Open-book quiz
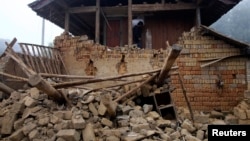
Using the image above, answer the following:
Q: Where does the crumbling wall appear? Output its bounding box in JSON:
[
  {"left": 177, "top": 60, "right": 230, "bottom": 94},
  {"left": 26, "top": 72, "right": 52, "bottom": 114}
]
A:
[
  {"left": 0, "top": 55, "right": 27, "bottom": 90},
  {"left": 171, "top": 28, "right": 247, "bottom": 111},
  {"left": 53, "top": 33, "right": 168, "bottom": 88}
]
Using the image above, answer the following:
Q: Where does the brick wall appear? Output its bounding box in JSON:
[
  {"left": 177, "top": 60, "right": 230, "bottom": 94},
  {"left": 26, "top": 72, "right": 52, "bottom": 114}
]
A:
[
  {"left": 171, "top": 28, "right": 247, "bottom": 111},
  {"left": 53, "top": 33, "right": 168, "bottom": 78}
]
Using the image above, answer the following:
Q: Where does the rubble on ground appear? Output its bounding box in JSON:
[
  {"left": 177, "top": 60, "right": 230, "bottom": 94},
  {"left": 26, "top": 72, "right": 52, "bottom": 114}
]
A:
[{"left": 0, "top": 86, "right": 250, "bottom": 141}]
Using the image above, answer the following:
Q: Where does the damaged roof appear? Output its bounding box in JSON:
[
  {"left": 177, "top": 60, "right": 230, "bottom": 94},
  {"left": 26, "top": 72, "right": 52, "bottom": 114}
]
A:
[
  {"left": 28, "top": 0, "right": 241, "bottom": 36},
  {"left": 201, "top": 25, "right": 250, "bottom": 55}
]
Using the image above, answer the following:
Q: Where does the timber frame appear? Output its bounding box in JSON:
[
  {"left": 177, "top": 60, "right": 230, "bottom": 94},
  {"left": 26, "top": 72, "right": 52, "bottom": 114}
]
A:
[{"left": 29, "top": 0, "right": 241, "bottom": 47}]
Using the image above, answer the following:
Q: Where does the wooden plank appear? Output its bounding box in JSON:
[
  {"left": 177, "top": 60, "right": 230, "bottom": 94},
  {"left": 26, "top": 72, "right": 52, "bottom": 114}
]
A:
[
  {"left": 40, "top": 73, "right": 95, "bottom": 79},
  {"left": 200, "top": 55, "right": 242, "bottom": 68},
  {"left": 41, "top": 47, "right": 53, "bottom": 73},
  {"left": 19, "top": 44, "right": 32, "bottom": 68},
  {"left": 37, "top": 46, "right": 49, "bottom": 73},
  {"left": 68, "top": 3, "right": 196, "bottom": 14},
  {"left": 31, "top": 45, "right": 41, "bottom": 73},
  {"left": 47, "top": 48, "right": 58, "bottom": 74},
  {"left": 132, "top": 3, "right": 196, "bottom": 12},
  {"left": 0, "top": 72, "right": 28, "bottom": 82},
  {"left": 51, "top": 49, "right": 61, "bottom": 74},
  {"left": 53, "top": 69, "right": 162, "bottom": 88},
  {"left": 25, "top": 44, "right": 36, "bottom": 72}
]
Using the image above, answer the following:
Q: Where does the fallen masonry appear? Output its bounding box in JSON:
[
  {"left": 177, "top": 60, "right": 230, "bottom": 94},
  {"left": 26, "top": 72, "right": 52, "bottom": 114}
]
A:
[{"left": 0, "top": 87, "right": 250, "bottom": 141}]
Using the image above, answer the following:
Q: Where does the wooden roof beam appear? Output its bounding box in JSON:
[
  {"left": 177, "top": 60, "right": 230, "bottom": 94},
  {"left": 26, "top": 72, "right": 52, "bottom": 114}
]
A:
[
  {"left": 68, "top": 3, "right": 196, "bottom": 14},
  {"left": 132, "top": 3, "right": 197, "bottom": 12}
]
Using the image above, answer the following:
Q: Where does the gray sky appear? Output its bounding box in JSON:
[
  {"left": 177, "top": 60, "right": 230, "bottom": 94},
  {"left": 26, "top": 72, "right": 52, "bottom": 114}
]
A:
[{"left": 0, "top": 0, "right": 63, "bottom": 45}]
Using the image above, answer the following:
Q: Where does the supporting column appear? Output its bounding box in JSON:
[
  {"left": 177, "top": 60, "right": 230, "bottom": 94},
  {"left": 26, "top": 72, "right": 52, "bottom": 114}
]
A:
[
  {"left": 64, "top": 11, "right": 70, "bottom": 33},
  {"left": 95, "top": 0, "right": 100, "bottom": 44},
  {"left": 128, "top": 0, "right": 132, "bottom": 47},
  {"left": 196, "top": 6, "right": 201, "bottom": 27}
]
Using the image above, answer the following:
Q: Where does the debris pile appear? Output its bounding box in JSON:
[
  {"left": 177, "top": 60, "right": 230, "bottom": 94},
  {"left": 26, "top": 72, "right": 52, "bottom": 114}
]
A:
[{"left": 1, "top": 86, "right": 250, "bottom": 141}]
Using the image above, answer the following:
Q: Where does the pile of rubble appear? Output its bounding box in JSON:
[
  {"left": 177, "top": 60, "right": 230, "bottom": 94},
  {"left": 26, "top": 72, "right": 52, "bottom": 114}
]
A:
[{"left": 1, "top": 86, "right": 250, "bottom": 141}]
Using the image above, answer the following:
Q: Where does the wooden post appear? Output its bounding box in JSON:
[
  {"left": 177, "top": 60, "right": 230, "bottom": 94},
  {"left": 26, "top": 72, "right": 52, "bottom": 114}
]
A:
[
  {"left": 128, "top": 0, "right": 133, "bottom": 47},
  {"left": 157, "top": 44, "right": 182, "bottom": 85},
  {"left": 196, "top": 6, "right": 201, "bottom": 27},
  {"left": 65, "top": 11, "right": 70, "bottom": 33},
  {"left": 28, "top": 74, "right": 66, "bottom": 104},
  {"left": 0, "top": 82, "right": 15, "bottom": 95},
  {"left": 178, "top": 73, "right": 194, "bottom": 122},
  {"left": 95, "top": 0, "right": 100, "bottom": 44}
]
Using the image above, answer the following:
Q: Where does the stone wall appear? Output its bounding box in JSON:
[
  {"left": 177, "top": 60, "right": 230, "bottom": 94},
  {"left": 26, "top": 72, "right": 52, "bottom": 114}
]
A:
[{"left": 171, "top": 28, "right": 247, "bottom": 111}]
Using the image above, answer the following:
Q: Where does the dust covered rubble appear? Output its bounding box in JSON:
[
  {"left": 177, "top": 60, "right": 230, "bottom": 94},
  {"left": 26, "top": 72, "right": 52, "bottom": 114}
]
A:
[{"left": 0, "top": 87, "right": 250, "bottom": 141}]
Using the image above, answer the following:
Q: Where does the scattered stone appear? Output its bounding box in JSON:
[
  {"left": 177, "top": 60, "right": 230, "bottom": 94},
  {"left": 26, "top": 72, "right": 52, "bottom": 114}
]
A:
[
  {"left": 101, "top": 118, "right": 113, "bottom": 127},
  {"left": 72, "top": 115, "right": 86, "bottom": 129},
  {"left": 56, "top": 129, "right": 80, "bottom": 141}
]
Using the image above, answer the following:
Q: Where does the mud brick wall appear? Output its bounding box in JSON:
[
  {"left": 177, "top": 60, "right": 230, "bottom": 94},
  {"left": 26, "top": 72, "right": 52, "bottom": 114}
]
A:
[
  {"left": 53, "top": 32, "right": 167, "bottom": 88},
  {"left": 171, "top": 28, "right": 247, "bottom": 111}
]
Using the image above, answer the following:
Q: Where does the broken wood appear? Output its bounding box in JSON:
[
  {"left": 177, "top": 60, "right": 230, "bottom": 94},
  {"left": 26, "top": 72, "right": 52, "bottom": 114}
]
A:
[
  {"left": 0, "top": 72, "right": 28, "bottom": 82},
  {"left": 0, "top": 38, "right": 17, "bottom": 58},
  {"left": 200, "top": 55, "right": 242, "bottom": 68},
  {"left": 4, "top": 38, "right": 66, "bottom": 104},
  {"left": 28, "top": 74, "right": 66, "bottom": 104},
  {"left": 0, "top": 82, "right": 15, "bottom": 95},
  {"left": 53, "top": 69, "right": 162, "bottom": 88},
  {"left": 157, "top": 44, "right": 182, "bottom": 85},
  {"left": 177, "top": 72, "right": 194, "bottom": 122},
  {"left": 39, "top": 73, "right": 95, "bottom": 79},
  {"left": 114, "top": 73, "right": 158, "bottom": 102}
]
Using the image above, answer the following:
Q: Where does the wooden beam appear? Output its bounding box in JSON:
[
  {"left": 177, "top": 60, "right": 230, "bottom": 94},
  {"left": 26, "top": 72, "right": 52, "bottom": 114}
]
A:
[
  {"left": 69, "top": 6, "right": 96, "bottom": 13},
  {"left": 68, "top": 2, "right": 196, "bottom": 14},
  {"left": 157, "top": 44, "right": 182, "bottom": 85},
  {"left": 0, "top": 82, "right": 15, "bottom": 95},
  {"left": 64, "top": 11, "right": 70, "bottom": 33},
  {"left": 132, "top": 3, "right": 196, "bottom": 12},
  {"left": 53, "top": 69, "right": 162, "bottom": 88},
  {"left": 39, "top": 73, "right": 95, "bottom": 79},
  {"left": 128, "top": 0, "right": 133, "bottom": 47},
  {"left": 196, "top": 6, "right": 201, "bottom": 27},
  {"left": 95, "top": 0, "right": 100, "bottom": 44}
]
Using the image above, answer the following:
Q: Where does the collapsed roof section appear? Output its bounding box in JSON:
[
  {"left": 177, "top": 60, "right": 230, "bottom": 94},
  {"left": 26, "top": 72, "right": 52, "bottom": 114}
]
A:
[{"left": 28, "top": 0, "right": 241, "bottom": 37}]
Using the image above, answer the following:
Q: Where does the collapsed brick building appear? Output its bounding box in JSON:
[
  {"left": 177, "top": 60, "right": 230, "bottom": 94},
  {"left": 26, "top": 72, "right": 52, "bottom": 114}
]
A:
[{"left": 1, "top": 0, "right": 250, "bottom": 140}]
